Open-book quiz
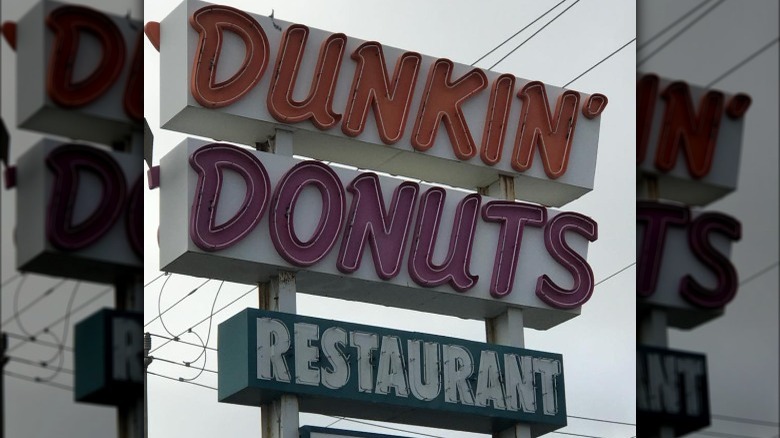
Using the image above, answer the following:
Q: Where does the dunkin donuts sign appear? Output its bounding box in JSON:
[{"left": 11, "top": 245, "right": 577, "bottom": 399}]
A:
[
  {"left": 155, "top": 2, "right": 609, "bottom": 329},
  {"left": 154, "top": 0, "right": 608, "bottom": 206}
]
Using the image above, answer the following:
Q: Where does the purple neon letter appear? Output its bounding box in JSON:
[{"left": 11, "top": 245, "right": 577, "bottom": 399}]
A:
[
  {"left": 681, "top": 212, "right": 741, "bottom": 308},
  {"left": 46, "top": 144, "right": 127, "bottom": 251},
  {"left": 637, "top": 202, "right": 689, "bottom": 297},
  {"left": 481, "top": 201, "right": 546, "bottom": 297},
  {"left": 408, "top": 188, "right": 480, "bottom": 292},
  {"left": 270, "top": 160, "right": 346, "bottom": 267},
  {"left": 337, "top": 173, "right": 418, "bottom": 279},
  {"left": 189, "top": 143, "right": 271, "bottom": 251},
  {"left": 536, "top": 212, "right": 598, "bottom": 309}
]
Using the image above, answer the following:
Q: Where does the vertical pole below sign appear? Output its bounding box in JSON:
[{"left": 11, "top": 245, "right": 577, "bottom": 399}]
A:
[
  {"left": 258, "top": 128, "right": 299, "bottom": 438},
  {"left": 481, "top": 176, "right": 532, "bottom": 438}
]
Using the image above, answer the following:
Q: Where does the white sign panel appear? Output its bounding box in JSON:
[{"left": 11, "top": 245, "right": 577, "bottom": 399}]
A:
[
  {"left": 159, "top": 138, "right": 600, "bottom": 329},
  {"left": 156, "top": 0, "right": 608, "bottom": 206},
  {"left": 637, "top": 74, "right": 749, "bottom": 206}
]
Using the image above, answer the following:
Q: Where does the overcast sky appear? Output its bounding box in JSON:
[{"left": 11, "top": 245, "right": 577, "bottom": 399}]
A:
[
  {"left": 638, "top": 1, "right": 779, "bottom": 437},
  {"left": 143, "top": 1, "right": 636, "bottom": 437}
]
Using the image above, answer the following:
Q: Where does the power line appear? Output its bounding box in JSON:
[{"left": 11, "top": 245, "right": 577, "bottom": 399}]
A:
[
  {"left": 712, "top": 413, "right": 779, "bottom": 427},
  {"left": 568, "top": 414, "right": 635, "bottom": 427},
  {"left": 595, "top": 262, "right": 636, "bottom": 287},
  {"left": 6, "top": 286, "right": 112, "bottom": 354},
  {"left": 146, "top": 370, "right": 217, "bottom": 391},
  {"left": 151, "top": 355, "right": 218, "bottom": 375},
  {"left": 3, "top": 370, "right": 72, "bottom": 392},
  {"left": 3, "top": 332, "right": 74, "bottom": 353},
  {"left": 471, "top": 0, "right": 567, "bottom": 66},
  {"left": 551, "top": 431, "right": 606, "bottom": 438},
  {"left": 637, "top": 0, "right": 726, "bottom": 67},
  {"left": 0, "top": 273, "right": 21, "bottom": 288},
  {"left": 488, "top": 0, "right": 581, "bottom": 70},
  {"left": 6, "top": 355, "right": 74, "bottom": 375},
  {"left": 145, "top": 272, "right": 167, "bottom": 288},
  {"left": 148, "top": 285, "right": 257, "bottom": 355},
  {"left": 637, "top": 0, "right": 712, "bottom": 50},
  {"left": 705, "top": 37, "right": 779, "bottom": 88},
  {"left": 147, "top": 332, "right": 218, "bottom": 352},
  {"left": 145, "top": 277, "right": 211, "bottom": 327},
  {"left": 1, "top": 279, "right": 68, "bottom": 327},
  {"left": 563, "top": 38, "right": 636, "bottom": 88},
  {"left": 740, "top": 261, "right": 779, "bottom": 287}
]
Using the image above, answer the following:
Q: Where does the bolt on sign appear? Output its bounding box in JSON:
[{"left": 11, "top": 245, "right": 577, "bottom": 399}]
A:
[
  {"left": 636, "top": 74, "right": 750, "bottom": 206},
  {"left": 160, "top": 139, "right": 598, "bottom": 329},
  {"left": 219, "top": 309, "right": 567, "bottom": 435},
  {"left": 155, "top": 1, "right": 608, "bottom": 206},
  {"left": 13, "top": 139, "right": 142, "bottom": 283},
  {"left": 7, "top": 1, "right": 142, "bottom": 145},
  {"left": 637, "top": 346, "right": 710, "bottom": 437},
  {"left": 636, "top": 201, "right": 741, "bottom": 329},
  {"left": 74, "top": 309, "right": 143, "bottom": 405}
]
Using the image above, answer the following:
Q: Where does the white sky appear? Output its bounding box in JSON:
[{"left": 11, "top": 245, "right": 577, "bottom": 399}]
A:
[{"left": 143, "top": 1, "right": 636, "bottom": 438}]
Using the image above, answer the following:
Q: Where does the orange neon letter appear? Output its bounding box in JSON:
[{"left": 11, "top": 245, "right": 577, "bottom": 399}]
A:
[
  {"left": 268, "top": 25, "right": 346, "bottom": 130},
  {"left": 341, "top": 42, "right": 422, "bottom": 144},
  {"left": 411, "top": 59, "right": 488, "bottom": 160},
  {"left": 654, "top": 82, "right": 724, "bottom": 179},
  {"left": 46, "top": 5, "right": 125, "bottom": 108},
  {"left": 479, "top": 74, "right": 515, "bottom": 166},
  {"left": 189, "top": 5, "right": 270, "bottom": 108},
  {"left": 636, "top": 74, "right": 659, "bottom": 165},
  {"left": 511, "top": 81, "right": 580, "bottom": 179}
]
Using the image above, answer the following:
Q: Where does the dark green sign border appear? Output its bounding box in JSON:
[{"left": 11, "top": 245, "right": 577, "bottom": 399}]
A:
[{"left": 219, "top": 308, "right": 566, "bottom": 435}]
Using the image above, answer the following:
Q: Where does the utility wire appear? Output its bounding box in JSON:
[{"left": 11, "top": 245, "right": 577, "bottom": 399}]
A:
[
  {"left": 712, "top": 413, "right": 779, "bottom": 427},
  {"left": 151, "top": 355, "right": 218, "bottom": 375},
  {"left": 705, "top": 37, "right": 779, "bottom": 88},
  {"left": 3, "top": 370, "right": 72, "bottom": 391},
  {"left": 6, "top": 355, "right": 74, "bottom": 375},
  {"left": 3, "top": 332, "right": 74, "bottom": 353},
  {"left": 488, "top": 0, "right": 581, "bottom": 70},
  {"left": 0, "top": 273, "right": 21, "bottom": 288},
  {"left": 2, "top": 279, "right": 68, "bottom": 327},
  {"left": 595, "top": 262, "right": 636, "bottom": 287},
  {"left": 569, "top": 414, "right": 635, "bottom": 427},
  {"left": 471, "top": 0, "right": 567, "bottom": 66},
  {"left": 637, "top": 0, "right": 726, "bottom": 67},
  {"left": 146, "top": 370, "right": 217, "bottom": 391},
  {"left": 145, "top": 272, "right": 167, "bottom": 288},
  {"left": 145, "top": 277, "right": 211, "bottom": 327},
  {"left": 551, "top": 432, "right": 606, "bottom": 438},
  {"left": 147, "top": 332, "right": 218, "bottom": 352},
  {"left": 740, "top": 261, "right": 779, "bottom": 287},
  {"left": 637, "top": 0, "right": 712, "bottom": 50},
  {"left": 148, "top": 285, "right": 256, "bottom": 355},
  {"left": 563, "top": 38, "right": 636, "bottom": 88},
  {"left": 6, "top": 286, "right": 112, "bottom": 354}
]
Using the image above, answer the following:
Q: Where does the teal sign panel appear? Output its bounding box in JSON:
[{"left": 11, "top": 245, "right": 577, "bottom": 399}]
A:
[
  {"left": 74, "top": 308, "right": 142, "bottom": 405},
  {"left": 218, "top": 308, "right": 566, "bottom": 435}
]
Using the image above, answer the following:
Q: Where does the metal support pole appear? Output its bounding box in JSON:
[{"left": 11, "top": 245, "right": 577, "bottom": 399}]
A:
[
  {"left": 116, "top": 275, "right": 143, "bottom": 438},
  {"left": 1, "top": 333, "right": 8, "bottom": 438},
  {"left": 479, "top": 176, "right": 532, "bottom": 438},
  {"left": 257, "top": 128, "right": 299, "bottom": 438},
  {"left": 144, "top": 333, "right": 153, "bottom": 438}
]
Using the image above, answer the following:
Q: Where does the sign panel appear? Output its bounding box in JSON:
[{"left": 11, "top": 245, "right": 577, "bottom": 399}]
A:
[
  {"left": 74, "top": 308, "right": 143, "bottom": 405},
  {"left": 13, "top": 1, "right": 141, "bottom": 145},
  {"left": 637, "top": 74, "right": 750, "bottom": 206},
  {"left": 159, "top": 138, "right": 599, "bottom": 329},
  {"left": 219, "top": 309, "right": 567, "bottom": 435},
  {"left": 636, "top": 201, "right": 740, "bottom": 328},
  {"left": 156, "top": 0, "right": 608, "bottom": 206},
  {"left": 300, "top": 426, "right": 411, "bottom": 438},
  {"left": 14, "top": 139, "right": 142, "bottom": 283},
  {"left": 637, "top": 346, "right": 709, "bottom": 437}
]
